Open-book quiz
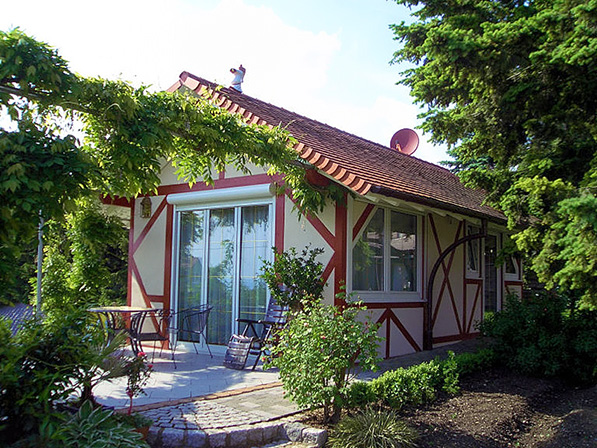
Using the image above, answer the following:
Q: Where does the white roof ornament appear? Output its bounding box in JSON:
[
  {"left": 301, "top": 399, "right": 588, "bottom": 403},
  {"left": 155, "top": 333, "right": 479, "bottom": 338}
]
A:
[{"left": 230, "top": 65, "right": 246, "bottom": 93}]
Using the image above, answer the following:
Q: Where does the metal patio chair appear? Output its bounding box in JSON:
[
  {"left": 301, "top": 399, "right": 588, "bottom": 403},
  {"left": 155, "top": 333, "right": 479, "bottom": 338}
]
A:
[
  {"left": 169, "top": 304, "right": 213, "bottom": 368},
  {"left": 224, "top": 299, "right": 288, "bottom": 370},
  {"left": 128, "top": 308, "right": 171, "bottom": 360}
]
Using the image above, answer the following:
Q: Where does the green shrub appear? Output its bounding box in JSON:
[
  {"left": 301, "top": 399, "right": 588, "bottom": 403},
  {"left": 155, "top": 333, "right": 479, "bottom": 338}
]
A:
[
  {"left": 452, "top": 348, "right": 498, "bottom": 376},
  {"left": 0, "top": 310, "right": 139, "bottom": 445},
  {"left": 41, "top": 199, "right": 128, "bottom": 314},
  {"left": 347, "top": 352, "right": 463, "bottom": 410},
  {"left": 371, "top": 353, "right": 462, "bottom": 410},
  {"left": 328, "top": 408, "right": 418, "bottom": 448},
  {"left": 0, "top": 314, "right": 89, "bottom": 444},
  {"left": 260, "top": 245, "right": 325, "bottom": 312},
  {"left": 346, "top": 380, "right": 376, "bottom": 409},
  {"left": 268, "top": 302, "right": 381, "bottom": 423},
  {"left": 480, "top": 293, "right": 597, "bottom": 385},
  {"left": 372, "top": 362, "right": 440, "bottom": 410}
]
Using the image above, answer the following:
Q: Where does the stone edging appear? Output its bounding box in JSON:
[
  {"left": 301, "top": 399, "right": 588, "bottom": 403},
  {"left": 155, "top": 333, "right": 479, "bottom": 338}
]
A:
[{"left": 146, "top": 419, "right": 327, "bottom": 448}]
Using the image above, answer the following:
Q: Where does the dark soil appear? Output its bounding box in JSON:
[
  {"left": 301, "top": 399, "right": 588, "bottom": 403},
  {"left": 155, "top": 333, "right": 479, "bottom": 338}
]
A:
[
  {"left": 297, "top": 369, "right": 597, "bottom": 447},
  {"left": 402, "top": 369, "right": 597, "bottom": 447}
]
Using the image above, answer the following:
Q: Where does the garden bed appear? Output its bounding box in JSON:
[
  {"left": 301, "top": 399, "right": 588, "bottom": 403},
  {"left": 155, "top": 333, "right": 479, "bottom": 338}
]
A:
[
  {"left": 401, "top": 368, "right": 595, "bottom": 447},
  {"left": 296, "top": 368, "right": 596, "bottom": 447}
]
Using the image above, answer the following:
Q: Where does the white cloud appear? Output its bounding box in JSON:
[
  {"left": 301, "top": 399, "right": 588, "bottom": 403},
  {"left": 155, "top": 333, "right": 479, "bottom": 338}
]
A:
[{"left": 0, "top": 0, "right": 448, "bottom": 164}]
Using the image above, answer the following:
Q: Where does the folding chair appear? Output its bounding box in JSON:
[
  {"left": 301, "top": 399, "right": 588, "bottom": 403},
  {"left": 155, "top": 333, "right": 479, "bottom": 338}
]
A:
[{"left": 224, "top": 299, "right": 288, "bottom": 370}]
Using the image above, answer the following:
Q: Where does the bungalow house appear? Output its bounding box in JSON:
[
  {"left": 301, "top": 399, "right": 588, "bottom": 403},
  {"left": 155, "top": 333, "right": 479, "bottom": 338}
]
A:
[{"left": 114, "top": 71, "right": 523, "bottom": 359}]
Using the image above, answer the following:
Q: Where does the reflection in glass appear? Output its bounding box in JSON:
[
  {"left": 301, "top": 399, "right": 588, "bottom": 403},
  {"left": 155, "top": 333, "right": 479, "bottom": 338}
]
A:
[
  {"left": 467, "top": 225, "right": 480, "bottom": 273},
  {"left": 178, "top": 211, "right": 205, "bottom": 312},
  {"left": 353, "top": 209, "right": 384, "bottom": 290},
  {"left": 239, "top": 205, "right": 270, "bottom": 325},
  {"left": 390, "top": 211, "right": 416, "bottom": 291},
  {"left": 207, "top": 208, "right": 235, "bottom": 345}
]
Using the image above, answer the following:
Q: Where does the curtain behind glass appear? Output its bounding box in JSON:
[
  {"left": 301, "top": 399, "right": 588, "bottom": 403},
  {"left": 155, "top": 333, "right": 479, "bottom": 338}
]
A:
[
  {"left": 353, "top": 208, "right": 384, "bottom": 290},
  {"left": 390, "top": 211, "right": 416, "bottom": 291}
]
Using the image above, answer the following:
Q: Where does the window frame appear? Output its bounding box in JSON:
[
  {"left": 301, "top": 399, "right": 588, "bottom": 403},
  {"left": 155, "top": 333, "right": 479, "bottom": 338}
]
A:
[
  {"left": 349, "top": 204, "right": 423, "bottom": 302},
  {"left": 169, "top": 185, "right": 275, "bottom": 351},
  {"left": 504, "top": 255, "right": 522, "bottom": 281},
  {"left": 466, "top": 224, "right": 482, "bottom": 279}
]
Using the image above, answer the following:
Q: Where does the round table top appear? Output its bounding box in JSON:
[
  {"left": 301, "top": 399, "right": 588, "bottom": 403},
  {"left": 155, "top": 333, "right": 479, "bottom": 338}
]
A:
[{"left": 88, "top": 306, "right": 156, "bottom": 313}]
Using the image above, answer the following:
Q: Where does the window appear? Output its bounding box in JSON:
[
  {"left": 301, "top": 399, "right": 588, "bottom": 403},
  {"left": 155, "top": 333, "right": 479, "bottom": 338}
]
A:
[
  {"left": 352, "top": 208, "right": 417, "bottom": 292},
  {"left": 505, "top": 255, "right": 521, "bottom": 280},
  {"left": 176, "top": 204, "right": 271, "bottom": 346},
  {"left": 466, "top": 225, "right": 481, "bottom": 277}
]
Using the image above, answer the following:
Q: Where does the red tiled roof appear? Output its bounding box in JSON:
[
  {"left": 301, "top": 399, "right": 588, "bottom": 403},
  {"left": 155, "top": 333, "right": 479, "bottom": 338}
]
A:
[{"left": 168, "top": 72, "right": 505, "bottom": 222}]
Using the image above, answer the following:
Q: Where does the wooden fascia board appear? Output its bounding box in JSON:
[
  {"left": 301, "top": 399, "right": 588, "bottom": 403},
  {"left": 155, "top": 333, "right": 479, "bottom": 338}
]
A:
[{"left": 368, "top": 186, "right": 507, "bottom": 225}]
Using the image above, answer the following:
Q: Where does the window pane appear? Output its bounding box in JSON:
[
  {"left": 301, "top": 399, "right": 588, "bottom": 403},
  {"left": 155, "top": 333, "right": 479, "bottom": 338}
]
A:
[
  {"left": 353, "top": 209, "right": 384, "bottom": 291},
  {"left": 505, "top": 256, "right": 517, "bottom": 274},
  {"left": 177, "top": 211, "right": 205, "bottom": 311},
  {"left": 467, "top": 226, "right": 480, "bottom": 273},
  {"left": 207, "top": 208, "right": 235, "bottom": 345},
  {"left": 390, "top": 211, "right": 416, "bottom": 291},
  {"left": 239, "top": 205, "right": 270, "bottom": 326}
]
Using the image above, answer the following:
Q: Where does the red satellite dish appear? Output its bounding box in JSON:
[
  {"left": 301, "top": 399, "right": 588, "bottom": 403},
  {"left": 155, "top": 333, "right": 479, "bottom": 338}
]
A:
[{"left": 390, "top": 128, "right": 419, "bottom": 156}]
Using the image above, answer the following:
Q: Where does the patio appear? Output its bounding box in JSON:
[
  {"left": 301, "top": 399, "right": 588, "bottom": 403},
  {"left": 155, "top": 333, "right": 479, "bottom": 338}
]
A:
[
  {"left": 91, "top": 339, "right": 482, "bottom": 447},
  {"left": 94, "top": 347, "right": 281, "bottom": 409}
]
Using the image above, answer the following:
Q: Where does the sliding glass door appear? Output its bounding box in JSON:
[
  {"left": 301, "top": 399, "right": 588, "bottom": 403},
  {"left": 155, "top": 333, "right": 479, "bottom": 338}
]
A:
[{"left": 176, "top": 204, "right": 271, "bottom": 346}]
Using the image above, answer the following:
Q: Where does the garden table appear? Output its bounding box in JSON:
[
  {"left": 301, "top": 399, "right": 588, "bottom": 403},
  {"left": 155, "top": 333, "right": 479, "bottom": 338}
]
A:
[{"left": 88, "top": 306, "right": 156, "bottom": 347}]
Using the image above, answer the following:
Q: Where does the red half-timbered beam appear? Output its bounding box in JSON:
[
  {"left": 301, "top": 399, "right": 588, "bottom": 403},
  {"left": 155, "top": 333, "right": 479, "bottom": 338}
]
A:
[
  {"left": 465, "top": 279, "right": 483, "bottom": 333},
  {"left": 429, "top": 217, "right": 464, "bottom": 333},
  {"left": 334, "top": 199, "right": 348, "bottom": 300},
  {"left": 424, "top": 217, "right": 487, "bottom": 350}
]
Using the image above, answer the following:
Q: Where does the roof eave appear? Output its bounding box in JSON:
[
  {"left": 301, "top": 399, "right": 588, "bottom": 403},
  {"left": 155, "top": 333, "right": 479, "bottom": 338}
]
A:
[{"left": 369, "top": 185, "right": 507, "bottom": 224}]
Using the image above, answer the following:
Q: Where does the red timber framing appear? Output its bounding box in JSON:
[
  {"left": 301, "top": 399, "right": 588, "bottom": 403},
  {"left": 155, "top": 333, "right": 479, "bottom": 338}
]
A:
[
  {"left": 126, "top": 196, "right": 174, "bottom": 332},
  {"left": 128, "top": 172, "right": 284, "bottom": 334},
  {"left": 291, "top": 193, "right": 348, "bottom": 301},
  {"left": 427, "top": 215, "right": 485, "bottom": 347},
  {"left": 351, "top": 204, "right": 424, "bottom": 358}
]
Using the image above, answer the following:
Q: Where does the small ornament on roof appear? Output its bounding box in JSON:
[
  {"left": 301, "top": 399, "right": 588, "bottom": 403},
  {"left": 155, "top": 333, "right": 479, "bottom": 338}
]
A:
[{"left": 230, "top": 65, "right": 246, "bottom": 93}]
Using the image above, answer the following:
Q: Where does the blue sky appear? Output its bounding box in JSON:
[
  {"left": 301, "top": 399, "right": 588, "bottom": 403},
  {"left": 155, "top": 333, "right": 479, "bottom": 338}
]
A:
[{"left": 1, "top": 0, "right": 448, "bottom": 164}]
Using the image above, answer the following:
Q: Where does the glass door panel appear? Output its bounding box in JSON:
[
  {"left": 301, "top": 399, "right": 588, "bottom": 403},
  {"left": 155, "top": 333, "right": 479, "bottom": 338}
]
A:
[
  {"left": 239, "top": 205, "right": 270, "bottom": 327},
  {"left": 176, "top": 203, "right": 272, "bottom": 348},
  {"left": 177, "top": 211, "right": 205, "bottom": 312},
  {"left": 206, "top": 208, "right": 236, "bottom": 345}
]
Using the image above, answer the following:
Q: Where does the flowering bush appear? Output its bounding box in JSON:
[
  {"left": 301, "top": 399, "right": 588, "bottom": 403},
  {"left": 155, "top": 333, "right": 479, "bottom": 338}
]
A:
[
  {"left": 125, "top": 352, "right": 153, "bottom": 414},
  {"left": 268, "top": 300, "right": 380, "bottom": 423}
]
